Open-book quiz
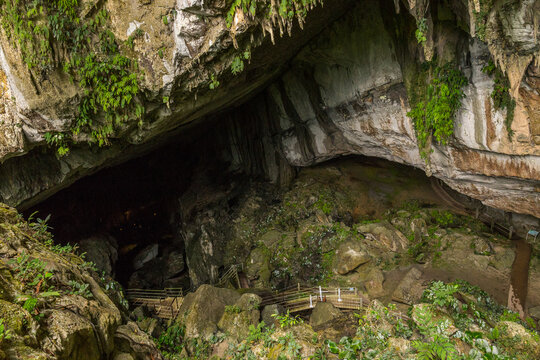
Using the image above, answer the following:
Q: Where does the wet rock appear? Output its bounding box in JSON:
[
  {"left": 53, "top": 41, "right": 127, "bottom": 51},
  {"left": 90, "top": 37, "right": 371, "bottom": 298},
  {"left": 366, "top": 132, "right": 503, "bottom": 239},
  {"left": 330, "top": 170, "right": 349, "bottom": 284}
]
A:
[
  {"left": 310, "top": 302, "right": 342, "bottom": 327},
  {"left": 392, "top": 268, "right": 425, "bottom": 305},
  {"left": 333, "top": 240, "right": 371, "bottom": 275},
  {"left": 137, "top": 317, "right": 163, "bottom": 339}
]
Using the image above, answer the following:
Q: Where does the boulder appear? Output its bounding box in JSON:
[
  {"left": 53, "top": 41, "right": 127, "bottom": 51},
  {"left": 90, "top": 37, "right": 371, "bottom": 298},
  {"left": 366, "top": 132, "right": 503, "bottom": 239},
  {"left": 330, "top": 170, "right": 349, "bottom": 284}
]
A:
[
  {"left": 310, "top": 302, "right": 342, "bottom": 327},
  {"left": 410, "top": 218, "right": 428, "bottom": 237},
  {"left": 78, "top": 234, "right": 118, "bottom": 276},
  {"left": 358, "top": 222, "right": 408, "bottom": 252},
  {"left": 133, "top": 244, "right": 159, "bottom": 270},
  {"left": 246, "top": 248, "right": 271, "bottom": 287},
  {"left": 496, "top": 321, "right": 540, "bottom": 358},
  {"left": 113, "top": 322, "right": 164, "bottom": 360},
  {"left": 333, "top": 240, "right": 371, "bottom": 275},
  {"left": 261, "top": 304, "right": 285, "bottom": 326},
  {"left": 364, "top": 268, "right": 385, "bottom": 298},
  {"left": 42, "top": 310, "right": 101, "bottom": 360},
  {"left": 164, "top": 251, "right": 185, "bottom": 278},
  {"left": 529, "top": 306, "right": 540, "bottom": 320},
  {"left": 392, "top": 268, "right": 425, "bottom": 305},
  {"left": 177, "top": 284, "right": 240, "bottom": 339},
  {"left": 218, "top": 293, "right": 262, "bottom": 339},
  {"left": 113, "top": 354, "right": 135, "bottom": 360},
  {"left": 0, "top": 299, "right": 30, "bottom": 335}
]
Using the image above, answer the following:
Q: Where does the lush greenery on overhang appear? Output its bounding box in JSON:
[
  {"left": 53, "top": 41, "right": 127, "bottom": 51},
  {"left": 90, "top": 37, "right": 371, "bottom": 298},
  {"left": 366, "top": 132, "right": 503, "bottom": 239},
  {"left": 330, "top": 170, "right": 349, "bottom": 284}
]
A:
[{"left": 0, "top": 0, "right": 144, "bottom": 155}]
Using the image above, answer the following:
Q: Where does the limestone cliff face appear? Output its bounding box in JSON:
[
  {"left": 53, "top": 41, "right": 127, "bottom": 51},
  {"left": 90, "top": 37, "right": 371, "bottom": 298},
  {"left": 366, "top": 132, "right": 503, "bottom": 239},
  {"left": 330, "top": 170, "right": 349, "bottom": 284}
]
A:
[{"left": 0, "top": 0, "right": 538, "bottom": 217}]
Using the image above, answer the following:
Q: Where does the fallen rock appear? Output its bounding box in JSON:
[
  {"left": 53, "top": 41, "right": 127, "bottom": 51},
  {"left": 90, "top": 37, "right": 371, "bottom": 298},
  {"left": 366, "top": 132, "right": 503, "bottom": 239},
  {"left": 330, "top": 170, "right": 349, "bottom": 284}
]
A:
[
  {"left": 177, "top": 284, "right": 240, "bottom": 339},
  {"left": 164, "top": 251, "right": 185, "bottom": 278},
  {"left": 218, "top": 293, "right": 262, "bottom": 340},
  {"left": 78, "top": 234, "right": 118, "bottom": 276},
  {"left": 261, "top": 304, "right": 285, "bottom": 326},
  {"left": 392, "top": 268, "right": 425, "bottom": 305},
  {"left": 496, "top": 321, "right": 540, "bottom": 357},
  {"left": 42, "top": 310, "right": 101, "bottom": 360},
  {"left": 310, "top": 302, "right": 342, "bottom": 327},
  {"left": 365, "top": 268, "right": 385, "bottom": 298},
  {"left": 333, "top": 240, "right": 371, "bottom": 275},
  {"left": 133, "top": 244, "right": 159, "bottom": 270},
  {"left": 114, "top": 322, "right": 164, "bottom": 360},
  {"left": 529, "top": 306, "right": 540, "bottom": 320},
  {"left": 358, "top": 222, "right": 408, "bottom": 252}
]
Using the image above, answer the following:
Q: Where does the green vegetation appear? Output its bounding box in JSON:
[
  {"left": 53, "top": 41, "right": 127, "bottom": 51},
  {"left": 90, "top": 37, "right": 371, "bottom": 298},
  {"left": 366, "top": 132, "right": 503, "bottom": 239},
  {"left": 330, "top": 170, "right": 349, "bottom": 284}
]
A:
[
  {"left": 205, "top": 0, "right": 323, "bottom": 89},
  {"left": 0, "top": 319, "right": 12, "bottom": 343},
  {"left": 407, "top": 63, "right": 468, "bottom": 159},
  {"left": 230, "top": 50, "right": 251, "bottom": 75},
  {"left": 155, "top": 323, "right": 186, "bottom": 358},
  {"left": 482, "top": 60, "right": 515, "bottom": 139},
  {"left": 225, "top": 0, "right": 323, "bottom": 29},
  {"left": 272, "top": 310, "right": 303, "bottom": 328},
  {"left": 472, "top": 0, "right": 493, "bottom": 42},
  {"left": 0, "top": 1, "right": 144, "bottom": 155},
  {"left": 225, "top": 305, "right": 242, "bottom": 314},
  {"left": 415, "top": 18, "right": 427, "bottom": 45}
]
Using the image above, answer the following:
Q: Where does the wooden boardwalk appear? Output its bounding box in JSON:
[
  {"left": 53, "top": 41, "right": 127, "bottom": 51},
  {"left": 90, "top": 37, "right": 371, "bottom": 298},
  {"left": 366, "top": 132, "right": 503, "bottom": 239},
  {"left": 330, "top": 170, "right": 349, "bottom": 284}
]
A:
[
  {"left": 260, "top": 285, "right": 368, "bottom": 313},
  {"left": 126, "top": 284, "right": 368, "bottom": 319}
]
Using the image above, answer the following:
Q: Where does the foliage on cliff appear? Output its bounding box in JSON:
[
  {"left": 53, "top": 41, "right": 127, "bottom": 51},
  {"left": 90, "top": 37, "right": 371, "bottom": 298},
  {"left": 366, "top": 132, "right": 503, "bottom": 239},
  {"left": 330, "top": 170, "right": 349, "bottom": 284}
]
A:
[
  {"left": 0, "top": 0, "right": 144, "bottom": 154},
  {"left": 407, "top": 63, "right": 468, "bottom": 159}
]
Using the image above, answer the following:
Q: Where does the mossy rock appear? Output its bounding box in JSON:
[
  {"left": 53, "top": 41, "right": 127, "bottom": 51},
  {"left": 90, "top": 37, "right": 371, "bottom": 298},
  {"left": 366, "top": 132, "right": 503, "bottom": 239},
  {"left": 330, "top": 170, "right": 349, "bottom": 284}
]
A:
[
  {"left": 495, "top": 321, "right": 540, "bottom": 359},
  {"left": 3, "top": 342, "right": 48, "bottom": 360},
  {"left": 0, "top": 299, "right": 30, "bottom": 335}
]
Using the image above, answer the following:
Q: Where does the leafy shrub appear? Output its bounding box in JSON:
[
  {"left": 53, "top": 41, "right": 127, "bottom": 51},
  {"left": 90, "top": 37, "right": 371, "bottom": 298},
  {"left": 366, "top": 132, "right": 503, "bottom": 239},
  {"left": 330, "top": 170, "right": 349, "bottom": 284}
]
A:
[
  {"left": 272, "top": 310, "right": 303, "bottom": 328},
  {"left": 0, "top": 1, "right": 144, "bottom": 155},
  {"left": 416, "top": 18, "right": 427, "bottom": 45},
  {"left": 0, "top": 319, "right": 12, "bottom": 342},
  {"left": 225, "top": 305, "right": 242, "bottom": 314},
  {"left": 68, "top": 280, "right": 93, "bottom": 299},
  {"left": 422, "top": 281, "right": 459, "bottom": 311},
  {"left": 407, "top": 63, "right": 468, "bottom": 159},
  {"left": 155, "top": 323, "right": 186, "bottom": 356},
  {"left": 482, "top": 61, "right": 515, "bottom": 139}
]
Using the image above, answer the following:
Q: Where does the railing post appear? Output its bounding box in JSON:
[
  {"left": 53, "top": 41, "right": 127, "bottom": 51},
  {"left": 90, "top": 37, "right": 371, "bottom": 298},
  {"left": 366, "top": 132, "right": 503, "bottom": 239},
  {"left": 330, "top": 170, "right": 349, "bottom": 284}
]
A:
[
  {"left": 319, "top": 286, "right": 323, "bottom": 301},
  {"left": 309, "top": 295, "right": 313, "bottom": 308},
  {"left": 338, "top": 288, "right": 342, "bottom": 302},
  {"left": 298, "top": 283, "right": 300, "bottom": 291}
]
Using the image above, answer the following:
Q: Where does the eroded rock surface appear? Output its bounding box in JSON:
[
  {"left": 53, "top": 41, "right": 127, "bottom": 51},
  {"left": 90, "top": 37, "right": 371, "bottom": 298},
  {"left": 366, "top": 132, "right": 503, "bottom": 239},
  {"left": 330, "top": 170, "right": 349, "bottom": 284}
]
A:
[{"left": 0, "top": 0, "right": 537, "bottom": 218}]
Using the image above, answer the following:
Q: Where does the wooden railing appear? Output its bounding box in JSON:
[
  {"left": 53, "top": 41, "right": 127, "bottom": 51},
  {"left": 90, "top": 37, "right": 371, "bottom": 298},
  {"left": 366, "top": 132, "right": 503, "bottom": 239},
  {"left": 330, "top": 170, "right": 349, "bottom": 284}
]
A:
[
  {"left": 260, "top": 285, "right": 369, "bottom": 313},
  {"left": 126, "top": 288, "right": 183, "bottom": 320}
]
